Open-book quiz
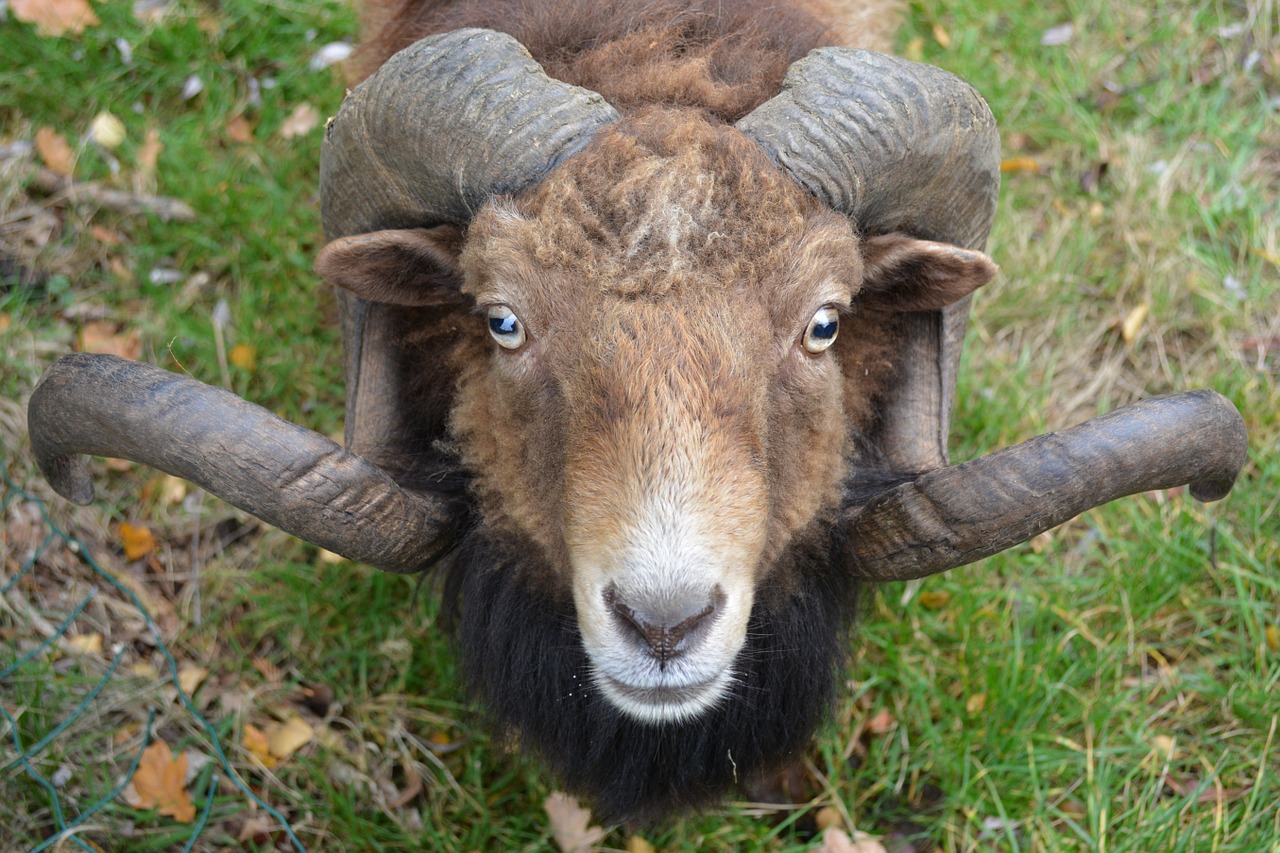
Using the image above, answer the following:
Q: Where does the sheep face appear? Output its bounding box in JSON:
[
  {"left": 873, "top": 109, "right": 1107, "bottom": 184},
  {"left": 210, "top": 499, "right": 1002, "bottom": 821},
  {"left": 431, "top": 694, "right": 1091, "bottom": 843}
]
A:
[{"left": 453, "top": 110, "right": 859, "bottom": 722}]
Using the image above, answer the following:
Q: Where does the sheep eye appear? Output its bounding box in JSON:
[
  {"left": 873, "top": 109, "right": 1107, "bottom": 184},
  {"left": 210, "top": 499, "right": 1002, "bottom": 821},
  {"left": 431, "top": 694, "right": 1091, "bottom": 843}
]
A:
[
  {"left": 487, "top": 305, "right": 526, "bottom": 350},
  {"left": 802, "top": 306, "right": 840, "bottom": 353}
]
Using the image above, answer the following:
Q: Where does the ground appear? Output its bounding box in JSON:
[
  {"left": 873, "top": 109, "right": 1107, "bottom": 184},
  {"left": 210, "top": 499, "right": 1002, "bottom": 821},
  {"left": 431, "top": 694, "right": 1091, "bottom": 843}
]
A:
[{"left": 1, "top": 0, "right": 1278, "bottom": 850}]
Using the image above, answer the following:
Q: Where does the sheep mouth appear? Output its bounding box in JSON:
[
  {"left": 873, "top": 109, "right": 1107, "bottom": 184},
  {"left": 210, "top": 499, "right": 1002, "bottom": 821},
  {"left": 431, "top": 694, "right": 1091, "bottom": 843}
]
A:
[{"left": 597, "top": 671, "right": 732, "bottom": 723}]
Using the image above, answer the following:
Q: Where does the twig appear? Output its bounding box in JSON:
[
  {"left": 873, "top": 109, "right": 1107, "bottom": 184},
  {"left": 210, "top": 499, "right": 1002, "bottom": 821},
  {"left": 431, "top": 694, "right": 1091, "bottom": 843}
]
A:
[{"left": 29, "top": 169, "right": 196, "bottom": 222}]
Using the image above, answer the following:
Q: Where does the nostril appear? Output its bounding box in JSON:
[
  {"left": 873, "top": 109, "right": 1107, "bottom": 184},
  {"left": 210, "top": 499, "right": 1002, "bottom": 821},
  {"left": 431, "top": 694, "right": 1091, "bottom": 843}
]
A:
[{"left": 604, "top": 584, "right": 722, "bottom": 664}]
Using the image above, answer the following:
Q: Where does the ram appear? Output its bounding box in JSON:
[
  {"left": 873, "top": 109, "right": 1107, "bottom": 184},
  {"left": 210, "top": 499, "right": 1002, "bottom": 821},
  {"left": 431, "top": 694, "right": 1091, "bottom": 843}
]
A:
[{"left": 28, "top": 0, "right": 1247, "bottom": 823}]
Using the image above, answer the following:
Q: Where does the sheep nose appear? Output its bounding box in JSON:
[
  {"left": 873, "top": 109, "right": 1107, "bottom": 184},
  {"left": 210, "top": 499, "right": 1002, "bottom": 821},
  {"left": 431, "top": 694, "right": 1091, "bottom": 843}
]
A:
[{"left": 604, "top": 584, "right": 724, "bottom": 665}]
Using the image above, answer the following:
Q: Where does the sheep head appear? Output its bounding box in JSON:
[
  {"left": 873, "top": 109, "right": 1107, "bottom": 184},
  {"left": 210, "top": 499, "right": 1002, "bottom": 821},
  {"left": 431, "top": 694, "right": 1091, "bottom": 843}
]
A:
[{"left": 27, "top": 27, "right": 1248, "bottom": 822}]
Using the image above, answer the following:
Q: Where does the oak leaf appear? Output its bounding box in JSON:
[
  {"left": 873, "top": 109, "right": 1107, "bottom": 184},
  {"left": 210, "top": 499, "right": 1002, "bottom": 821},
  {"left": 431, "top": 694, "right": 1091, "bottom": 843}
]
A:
[{"left": 545, "top": 792, "right": 605, "bottom": 853}]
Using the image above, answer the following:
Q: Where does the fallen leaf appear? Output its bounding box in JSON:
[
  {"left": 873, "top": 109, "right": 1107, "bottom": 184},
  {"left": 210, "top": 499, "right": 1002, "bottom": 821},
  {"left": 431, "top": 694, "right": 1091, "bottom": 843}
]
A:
[
  {"left": 1121, "top": 301, "right": 1150, "bottom": 345},
  {"left": 242, "top": 723, "right": 278, "bottom": 769},
  {"left": 1030, "top": 530, "right": 1053, "bottom": 553},
  {"left": 160, "top": 474, "right": 188, "bottom": 505},
  {"left": 129, "top": 741, "right": 196, "bottom": 823},
  {"left": 89, "top": 111, "right": 126, "bottom": 149},
  {"left": 253, "top": 656, "right": 283, "bottom": 684},
  {"left": 865, "top": 708, "right": 896, "bottom": 735},
  {"left": 918, "top": 590, "right": 951, "bottom": 610},
  {"left": 118, "top": 522, "right": 157, "bottom": 560},
  {"left": 266, "top": 716, "right": 314, "bottom": 760},
  {"left": 226, "top": 114, "right": 254, "bottom": 144},
  {"left": 12, "top": 0, "right": 100, "bottom": 36},
  {"left": 229, "top": 343, "right": 257, "bottom": 370},
  {"left": 35, "top": 126, "right": 75, "bottom": 176},
  {"left": 0, "top": 314, "right": 11, "bottom": 334},
  {"left": 626, "top": 836, "right": 656, "bottom": 853},
  {"left": 279, "top": 103, "right": 321, "bottom": 139},
  {"left": 78, "top": 321, "right": 142, "bottom": 360},
  {"left": 137, "top": 128, "right": 163, "bottom": 177},
  {"left": 238, "top": 815, "right": 279, "bottom": 844},
  {"left": 1266, "top": 624, "right": 1279, "bottom": 652},
  {"left": 1000, "top": 156, "right": 1041, "bottom": 174},
  {"left": 545, "top": 792, "right": 606, "bottom": 853},
  {"left": 966, "top": 693, "right": 987, "bottom": 715},
  {"left": 814, "top": 827, "right": 888, "bottom": 853},
  {"left": 931, "top": 23, "right": 951, "bottom": 49},
  {"left": 66, "top": 632, "right": 104, "bottom": 655},
  {"left": 178, "top": 664, "right": 209, "bottom": 696},
  {"left": 815, "top": 805, "right": 843, "bottom": 831},
  {"left": 89, "top": 225, "right": 124, "bottom": 245}
]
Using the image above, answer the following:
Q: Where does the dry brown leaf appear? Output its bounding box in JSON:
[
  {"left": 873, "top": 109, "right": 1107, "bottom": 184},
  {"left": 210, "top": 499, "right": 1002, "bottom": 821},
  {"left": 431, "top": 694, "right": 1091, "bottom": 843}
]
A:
[
  {"left": 243, "top": 723, "right": 278, "bottom": 769},
  {"left": 66, "top": 632, "right": 104, "bottom": 655},
  {"left": 137, "top": 128, "right": 163, "bottom": 178},
  {"left": 279, "top": 103, "right": 321, "bottom": 139},
  {"left": 12, "top": 0, "right": 100, "bottom": 36},
  {"left": 118, "top": 522, "right": 157, "bottom": 560},
  {"left": 266, "top": 716, "right": 315, "bottom": 760},
  {"left": 78, "top": 321, "right": 142, "bottom": 360},
  {"left": 130, "top": 741, "right": 196, "bottom": 823},
  {"left": 35, "top": 126, "right": 75, "bottom": 176},
  {"left": 545, "top": 792, "right": 606, "bottom": 853},
  {"left": 226, "top": 114, "right": 254, "bottom": 144},
  {"left": 229, "top": 343, "right": 257, "bottom": 371},
  {"left": 252, "top": 655, "right": 283, "bottom": 683},
  {"left": 865, "top": 708, "right": 896, "bottom": 735},
  {"left": 178, "top": 664, "right": 209, "bottom": 696}
]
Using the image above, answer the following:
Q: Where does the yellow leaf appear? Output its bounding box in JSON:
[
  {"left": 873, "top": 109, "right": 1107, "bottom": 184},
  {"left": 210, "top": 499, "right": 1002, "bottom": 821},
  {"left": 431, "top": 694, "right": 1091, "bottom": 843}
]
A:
[
  {"left": 966, "top": 693, "right": 987, "bottom": 715},
  {"left": 242, "top": 724, "right": 278, "bottom": 769},
  {"left": 266, "top": 716, "right": 314, "bottom": 760},
  {"left": 119, "top": 522, "right": 157, "bottom": 560},
  {"left": 89, "top": 111, "right": 126, "bottom": 149},
  {"left": 1000, "top": 156, "right": 1040, "bottom": 174},
  {"left": 919, "top": 590, "right": 951, "bottom": 610},
  {"left": 130, "top": 741, "right": 196, "bottom": 823},
  {"left": 178, "top": 664, "right": 209, "bottom": 695},
  {"left": 12, "top": 0, "right": 100, "bottom": 36},
  {"left": 626, "top": 836, "right": 656, "bottom": 853},
  {"left": 229, "top": 343, "right": 257, "bottom": 371},
  {"left": 35, "top": 126, "right": 75, "bottom": 176},
  {"left": 1266, "top": 624, "right": 1279, "bottom": 652},
  {"left": 931, "top": 22, "right": 951, "bottom": 48},
  {"left": 67, "top": 632, "right": 104, "bottom": 655},
  {"left": 1121, "top": 301, "right": 1150, "bottom": 345}
]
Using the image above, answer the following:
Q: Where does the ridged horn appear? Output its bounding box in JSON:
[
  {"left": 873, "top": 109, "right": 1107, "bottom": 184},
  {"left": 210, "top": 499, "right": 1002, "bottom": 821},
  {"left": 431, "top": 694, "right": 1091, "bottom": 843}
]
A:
[
  {"left": 320, "top": 28, "right": 620, "bottom": 460},
  {"left": 844, "top": 390, "right": 1249, "bottom": 581},
  {"left": 28, "top": 354, "right": 462, "bottom": 573},
  {"left": 737, "top": 49, "right": 1001, "bottom": 473}
]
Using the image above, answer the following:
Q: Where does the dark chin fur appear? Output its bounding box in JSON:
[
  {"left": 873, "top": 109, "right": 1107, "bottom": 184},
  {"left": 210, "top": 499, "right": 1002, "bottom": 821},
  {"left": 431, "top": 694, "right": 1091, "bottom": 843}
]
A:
[{"left": 440, "top": 518, "right": 860, "bottom": 824}]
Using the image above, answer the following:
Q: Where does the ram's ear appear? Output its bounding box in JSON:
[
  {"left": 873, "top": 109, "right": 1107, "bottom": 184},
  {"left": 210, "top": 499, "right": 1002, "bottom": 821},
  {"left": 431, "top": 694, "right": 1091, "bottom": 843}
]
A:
[
  {"left": 315, "top": 226, "right": 464, "bottom": 307},
  {"left": 857, "top": 232, "right": 998, "bottom": 312}
]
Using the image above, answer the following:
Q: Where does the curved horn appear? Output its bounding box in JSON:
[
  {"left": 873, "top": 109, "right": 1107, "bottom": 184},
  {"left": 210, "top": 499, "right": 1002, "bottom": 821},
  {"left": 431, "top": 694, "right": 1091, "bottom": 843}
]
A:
[
  {"left": 321, "top": 28, "right": 620, "bottom": 461},
  {"left": 29, "top": 354, "right": 462, "bottom": 573},
  {"left": 736, "top": 50, "right": 1000, "bottom": 473},
  {"left": 321, "top": 28, "right": 621, "bottom": 239},
  {"left": 844, "top": 390, "right": 1249, "bottom": 581}
]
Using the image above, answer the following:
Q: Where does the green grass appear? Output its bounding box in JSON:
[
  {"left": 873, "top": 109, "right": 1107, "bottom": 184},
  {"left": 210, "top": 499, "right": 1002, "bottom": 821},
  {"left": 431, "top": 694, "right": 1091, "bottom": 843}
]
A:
[{"left": 2, "top": 0, "right": 1278, "bottom": 850}]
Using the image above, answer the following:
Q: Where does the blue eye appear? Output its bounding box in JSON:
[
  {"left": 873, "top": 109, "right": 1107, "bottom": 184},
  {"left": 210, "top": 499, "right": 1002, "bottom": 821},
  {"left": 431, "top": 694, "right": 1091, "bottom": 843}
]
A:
[
  {"left": 803, "top": 306, "right": 840, "bottom": 353},
  {"left": 487, "top": 305, "right": 526, "bottom": 350}
]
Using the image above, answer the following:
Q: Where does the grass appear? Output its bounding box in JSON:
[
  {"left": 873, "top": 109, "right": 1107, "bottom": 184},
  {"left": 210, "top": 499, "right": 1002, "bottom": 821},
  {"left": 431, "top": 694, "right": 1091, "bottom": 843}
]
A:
[{"left": 1, "top": 0, "right": 1278, "bottom": 850}]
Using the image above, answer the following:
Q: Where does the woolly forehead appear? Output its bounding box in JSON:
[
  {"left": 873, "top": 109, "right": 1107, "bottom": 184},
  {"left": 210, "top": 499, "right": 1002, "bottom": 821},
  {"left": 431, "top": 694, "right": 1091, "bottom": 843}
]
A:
[{"left": 460, "top": 109, "right": 863, "bottom": 317}]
